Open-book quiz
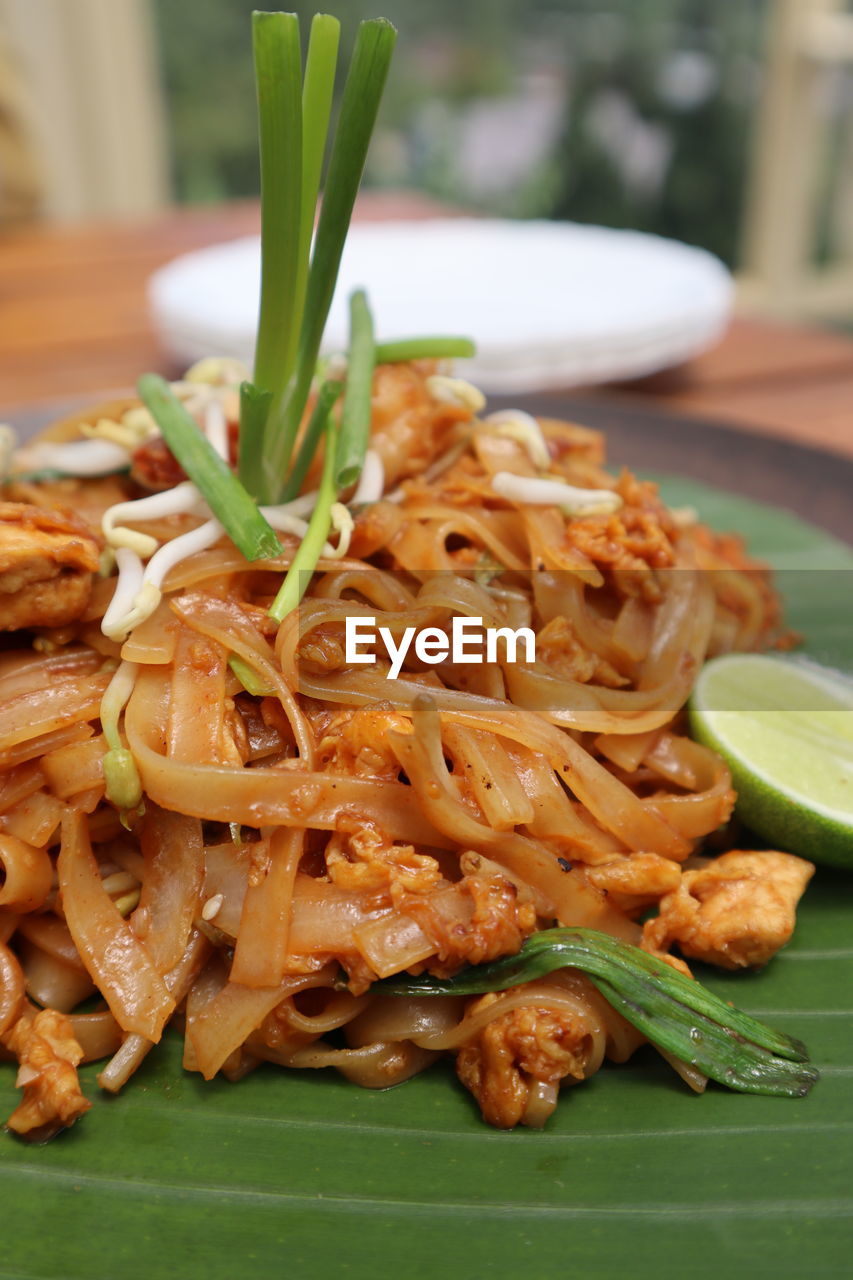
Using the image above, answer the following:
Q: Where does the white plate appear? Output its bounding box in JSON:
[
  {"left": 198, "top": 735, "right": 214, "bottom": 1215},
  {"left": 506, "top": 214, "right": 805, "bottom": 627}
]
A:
[{"left": 148, "top": 218, "right": 732, "bottom": 393}]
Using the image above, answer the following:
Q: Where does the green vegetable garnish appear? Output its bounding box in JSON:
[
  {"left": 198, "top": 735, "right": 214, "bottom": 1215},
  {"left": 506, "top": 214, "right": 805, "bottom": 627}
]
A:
[
  {"left": 295, "top": 14, "right": 342, "bottom": 346},
  {"left": 281, "top": 377, "right": 343, "bottom": 504},
  {"left": 236, "top": 380, "right": 274, "bottom": 500},
  {"left": 135, "top": 14, "right": 473, "bottom": 609},
  {"left": 136, "top": 373, "right": 281, "bottom": 562},
  {"left": 250, "top": 12, "right": 304, "bottom": 421},
  {"left": 270, "top": 288, "right": 374, "bottom": 609},
  {"left": 242, "top": 11, "right": 341, "bottom": 498},
  {"left": 227, "top": 654, "right": 276, "bottom": 698},
  {"left": 334, "top": 288, "right": 376, "bottom": 489},
  {"left": 373, "top": 928, "right": 818, "bottom": 1098},
  {"left": 374, "top": 337, "right": 477, "bottom": 363},
  {"left": 256, "top": 15, "right": 397, "bottom": 503},
  {"left": 268, "top": 384, "right": 340, "bottom": 623}
]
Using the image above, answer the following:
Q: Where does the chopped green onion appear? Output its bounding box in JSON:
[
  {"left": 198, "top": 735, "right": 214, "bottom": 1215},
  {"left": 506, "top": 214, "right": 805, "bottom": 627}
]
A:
[
  {"left": 251, "top": 11, "right": 304, "bottom": 409},
  {"left": 263, "top": 18, "right": 397, "bottom": 502},
  {"left": 335, "top": 289, "right": 375, "bottom": 489},
  {"left": 137, "top": 374, "right": 281, "bottom": 562},
  {"left": 372, "top": 927, "right": 818, "bottom": 1098},
  {"left": 374, "top": 336, "right": 477, "bottom": 363},
  {"left": 9, "top": 468, "right": 130, "bottom": 484},
  {"left": 282, "top": 377, "right": 343, "bottom": 503},
  {"left": 237, "top": 381, "right": 273, "bottom": 496},
  {"left": 269, "top": 287, "right": 374, "bottom": 618},
  {"left": 268, "top": 407, "right": 339, "bottom": 624},
  {"left": 228, "top": 653, "right": 275, "bottom": 697}
]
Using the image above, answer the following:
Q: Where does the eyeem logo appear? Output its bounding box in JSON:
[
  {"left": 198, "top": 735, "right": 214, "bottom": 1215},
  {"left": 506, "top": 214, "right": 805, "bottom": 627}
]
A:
[{"left": 345, "top": 616, "right": 536, "bottom": 679}]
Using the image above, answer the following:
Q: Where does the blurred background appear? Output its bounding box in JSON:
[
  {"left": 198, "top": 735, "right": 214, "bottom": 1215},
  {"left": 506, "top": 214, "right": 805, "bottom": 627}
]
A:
[{"left": 0, "top": 0, "right": 851, "bottom": 323}]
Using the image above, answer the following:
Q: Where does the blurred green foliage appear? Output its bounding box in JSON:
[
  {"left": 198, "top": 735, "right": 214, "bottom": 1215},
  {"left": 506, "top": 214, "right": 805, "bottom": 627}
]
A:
[{"left": 152, "top": 0, "right": 767, "bottom": 267}]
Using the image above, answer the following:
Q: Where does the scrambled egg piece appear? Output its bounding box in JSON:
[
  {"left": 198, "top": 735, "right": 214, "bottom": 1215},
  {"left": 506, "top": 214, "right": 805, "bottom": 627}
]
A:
[
  {"left": 4, "top": 1008, "right": 90, "bottom": 1138},
  {"left": 326, "top": 824, "right": 442, "bottom": 898},
  {"left": 643, "top": 849, "right": 814, "bottom": 970},
  {"left": 370, "top": 361, "right": 474, "bottom": 486},
  {"left": 566, "top": 471, "right": 678, "bottom": 601},
  {"left": 456, "top": 994, "right": 593, "bottom": 1128},
  {"left": 0, "top": 501, "right": 100, "bottom": 631},
  {"left": 316, "top": 705, "right": 413, "bottom": 782}
]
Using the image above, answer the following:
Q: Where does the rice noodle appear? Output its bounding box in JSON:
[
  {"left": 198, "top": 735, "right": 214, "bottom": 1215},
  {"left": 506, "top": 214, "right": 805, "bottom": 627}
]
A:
[
  {"left": 0, "top": 360, "right": 799, "bottom": 1133},
  {"left": 58, "top": 810, "right": 174, "bottom": 1040}
]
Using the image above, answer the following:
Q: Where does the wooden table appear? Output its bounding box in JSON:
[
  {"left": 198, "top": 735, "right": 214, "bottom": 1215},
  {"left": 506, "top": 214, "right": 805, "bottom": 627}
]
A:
[{"left": 2, "top": 195, "right": 853, "bottom": 459}]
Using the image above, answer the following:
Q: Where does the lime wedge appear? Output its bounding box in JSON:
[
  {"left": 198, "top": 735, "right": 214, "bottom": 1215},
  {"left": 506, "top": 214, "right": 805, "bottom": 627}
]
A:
[{"left": 689, "top": 653, "right": 853, "bottom": 868}]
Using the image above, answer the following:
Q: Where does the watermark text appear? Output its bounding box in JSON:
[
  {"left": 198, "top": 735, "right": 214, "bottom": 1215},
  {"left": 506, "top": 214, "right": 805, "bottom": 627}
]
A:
[{"left": 345, "top": 615, "right": 535, "bottom": 679}]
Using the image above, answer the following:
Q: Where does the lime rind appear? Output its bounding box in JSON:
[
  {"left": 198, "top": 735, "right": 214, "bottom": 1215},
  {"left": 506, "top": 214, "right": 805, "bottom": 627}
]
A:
[{"left": 689, "top": 653, "right": 853, "bottom": 869}]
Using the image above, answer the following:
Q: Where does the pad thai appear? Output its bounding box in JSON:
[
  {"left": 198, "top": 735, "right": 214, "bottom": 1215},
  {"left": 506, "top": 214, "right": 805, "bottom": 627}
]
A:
[{"left": 0, "top": 13, "right": 817, "bottom": 1138}]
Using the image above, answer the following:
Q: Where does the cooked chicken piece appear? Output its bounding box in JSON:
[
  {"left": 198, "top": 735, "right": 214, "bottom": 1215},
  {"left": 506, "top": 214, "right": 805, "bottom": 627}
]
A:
[
  {"left": 3, "top": 1007, "right": 90, "bottom": 1137},
  {"left": 370, "top": 361, "right": 474, "bottom": 486},
  {"left": 399, "top": 868, "right": 537, "bottom": 976},
  {"left": 456, "top": 993, "right": 595, "bottom": 1128},
  {"left": 585, "top": 852, "right": 681, "bottom": 898},
  {"left": 4, "top": 473, "right": 135, "bottom": 538},
  {"left": 642, "top": 849, "right": 814, "bottom": 970},
  {"left": 0, "top": 502, "right": 101, "bottom": 631}
]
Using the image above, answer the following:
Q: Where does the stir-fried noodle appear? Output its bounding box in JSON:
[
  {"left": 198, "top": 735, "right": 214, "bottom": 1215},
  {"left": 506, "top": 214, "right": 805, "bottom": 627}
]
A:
[{"left": 0, "top": 361, "right": 813, "bottom": 1136}]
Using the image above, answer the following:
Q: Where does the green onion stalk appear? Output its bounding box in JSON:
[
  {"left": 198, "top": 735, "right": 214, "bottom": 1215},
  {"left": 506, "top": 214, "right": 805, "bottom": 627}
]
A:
[
  {"left": 253, "top": 15, "right": 396, "bottom": 504},
  {"left": 268, "top": 383, "right": 341, "bottom": 623},
  {"left": 138, "top": 14, "right": 475, "bottom": 586},
  {"left": 371, "top": 927, "right": 818, "bottom": 1099}
]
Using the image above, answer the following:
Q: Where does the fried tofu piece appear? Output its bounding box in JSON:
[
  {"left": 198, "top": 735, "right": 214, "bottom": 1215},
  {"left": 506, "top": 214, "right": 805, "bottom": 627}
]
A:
[
  {"left": 0, "top": 502, "right": 100, "bottom": 631},
  {"left": 643, "top": 849, "right": 814, "bottom": 970}
]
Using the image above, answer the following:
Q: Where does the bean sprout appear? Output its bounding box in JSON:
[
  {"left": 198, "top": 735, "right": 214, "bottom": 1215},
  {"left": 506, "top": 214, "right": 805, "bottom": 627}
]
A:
[
  {"left": 484, "top": 410, "right": 550, "bottom": 471},
  {"left": 491, "top": 471, "right": 622, "bottom": 516}
]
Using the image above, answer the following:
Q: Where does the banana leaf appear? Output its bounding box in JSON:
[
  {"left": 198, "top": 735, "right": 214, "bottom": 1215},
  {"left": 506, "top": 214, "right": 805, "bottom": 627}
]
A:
[{"left": 0, "top": 478, "right": 850, "bottom": 1280}]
